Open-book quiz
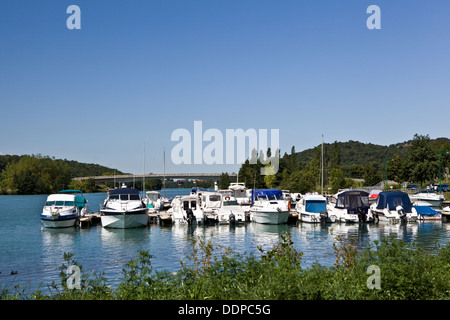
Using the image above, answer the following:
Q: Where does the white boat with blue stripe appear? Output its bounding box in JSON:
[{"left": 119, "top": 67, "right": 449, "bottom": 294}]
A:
[{"left": 41, "top": 190, "right": 89, "bottom": 228}]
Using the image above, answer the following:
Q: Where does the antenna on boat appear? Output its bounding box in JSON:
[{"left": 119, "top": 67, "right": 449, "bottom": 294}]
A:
[
  {"left": 143, "top": 143, "right": 146, "bottom": 195},
  {"left": 321, "top": 135, "right": 324, "bottom": 196},
  {"left": 163, "top": 147, "right": 166, "bottom": 199}
]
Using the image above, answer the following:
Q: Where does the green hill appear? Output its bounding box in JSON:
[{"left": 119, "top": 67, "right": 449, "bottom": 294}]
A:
[
  {"left": 0, "top": 154, "right": 123, "bottom": 194},
  {"left": 294, "top": 137, "right": 450, "bottom": 169}
]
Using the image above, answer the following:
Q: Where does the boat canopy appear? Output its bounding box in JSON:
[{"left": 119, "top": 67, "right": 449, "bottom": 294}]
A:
[
  {"left": 305, "top": 200, "right": 327, "bottom": 213},
  {"left": 376, "top": 191, "right": 412, "bottom": 213},
  {"left": 58, "top": 189, "right": 83, "bottom": 194},
  {"left": 252, "top": 189, "right": 284, "bottom": 203},
  {"left": 109, "top": 188, "right": 140, "bottom": 195},
  {"left": 335, "top": 190, "right": 369, "bottom": 210}
]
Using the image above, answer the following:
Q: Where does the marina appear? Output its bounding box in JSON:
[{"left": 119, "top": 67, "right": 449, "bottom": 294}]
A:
[{"left": 1, "top": 187, "right": 450, "bottom": 294}]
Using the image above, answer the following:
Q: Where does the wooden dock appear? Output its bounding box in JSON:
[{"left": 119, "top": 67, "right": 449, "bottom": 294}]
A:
[{"left": 79, "top": 212, "right": 101, "bottom": 227}]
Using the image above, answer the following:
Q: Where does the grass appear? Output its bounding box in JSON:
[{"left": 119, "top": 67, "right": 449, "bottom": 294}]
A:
[{"left": 2, "top": 232, "right": 450, "bottom": 300}]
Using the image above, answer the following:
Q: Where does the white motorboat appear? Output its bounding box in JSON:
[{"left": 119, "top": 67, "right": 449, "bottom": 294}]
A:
[
  {"left": 228, "top": 182, "right": 250, "bottom": 205},
  {"left": 144, "top": 191, "right": 163, "bottom": 213},
  {"left": 41, "top": 189, "right": 89, "bottom": 228},
  {"left": 250, "top": 189, "right": 290, "bottom": 224},
  {"left": 100, "top": 186, "right": 148, "bottom": 228},
  {"left": 328, "top": 190, "right": 373, "bottom": 223},
  {"left": 409, "top": 190, "right": 445, "bottom": 208},
  {"left": 218, "top": 194, "right": 246, "bottom": 224},
  {"left": 296, "top": 193, "right": 336, "bottom": 223},
  {"left": 370, "top": 191, "right": 418, "bottom": 223},
  {"left": 169, "top": 195, "right": 205, "bottom": 225}
]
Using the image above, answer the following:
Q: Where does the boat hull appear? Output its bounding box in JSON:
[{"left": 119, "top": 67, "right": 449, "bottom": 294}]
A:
[
  {"left": 299, "top": 212, "right": 320, "bottom": 223},
  {"left": 41, "top": 214, "right": 78, "bottom": 228},
  {"left": 251, "top": 210, "right": 290, "bottom": 224},
  {"left": 100, "top": 209, "right": 148, "bottom": 228}
]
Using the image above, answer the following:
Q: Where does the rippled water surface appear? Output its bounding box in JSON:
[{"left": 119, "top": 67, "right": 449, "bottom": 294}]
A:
[{"left": 1, "top": 189, "right": 449, "bottom": 291}]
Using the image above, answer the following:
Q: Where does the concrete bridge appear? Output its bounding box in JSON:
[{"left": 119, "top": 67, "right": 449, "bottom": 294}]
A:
[{"left": 73, "top": 173, "right": 237, "bottom": 183}]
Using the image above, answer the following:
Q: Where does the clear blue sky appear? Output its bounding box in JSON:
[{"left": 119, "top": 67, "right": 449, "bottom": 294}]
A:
[{"left": 1, "top": 1, "right": 449, "bottom": 175}]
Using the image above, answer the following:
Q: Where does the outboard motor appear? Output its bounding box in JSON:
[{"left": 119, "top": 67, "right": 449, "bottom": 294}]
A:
[
  {"left": 186, "top": 208, "right": 195, "bottom": 225},
  {"left": 396, "top": 205, "right": 407, "bottom": 222},
  {"left": 357, "top": 207, "right": 368, "bottom": 223},
  {"left": 229, "top": 211, "right": 236, "bottom": 225},
  {"left": 320, "top": 211, "right": 328, "bottom": 223}
]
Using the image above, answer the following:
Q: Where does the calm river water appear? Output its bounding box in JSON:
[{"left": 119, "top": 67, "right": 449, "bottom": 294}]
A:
[{"left": 1, "top": 188, "right": 449, "bottom": 292}]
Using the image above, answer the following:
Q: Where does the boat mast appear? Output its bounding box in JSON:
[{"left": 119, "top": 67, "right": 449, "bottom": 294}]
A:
[
  {"left": 321, "top": 135, "right": 324, "bottom": 196},
  {"left": 143, "top": 143, "right": 146, "bottom": 194},
  {"left": 163, "top": 147, "right": 166, "bottom": 199}
]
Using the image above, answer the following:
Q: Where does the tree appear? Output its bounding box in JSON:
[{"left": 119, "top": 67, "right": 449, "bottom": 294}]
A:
[
  {"left": 363, "top": 164, "right": 381, "bottom": 186},
  {"left": 219, "top": 173, "right": 231, "bottom": 190},
  {"left": 407, "top": 134, "right": 439, "bottom": 186},
  {"left": 0, "top": 155, "right": 71, "bottom": 194},
  {"left": 329, "top": 168, "right": 346, "bottom": 193}
]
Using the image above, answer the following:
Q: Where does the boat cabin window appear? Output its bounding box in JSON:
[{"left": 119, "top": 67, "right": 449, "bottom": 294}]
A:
[
  {"left": 129, "top": 194, "right": 140, "bottom": 201},
  {"left": 209, "top": 195, "right": 221, "bottom": 201},
  {"left": 257, "top": 194, "right": 283, "bottom": 201},
  {"left": 49, "top": 200, "right": 74, "bottom": 207},
  {"left": 120, "top": 194, "right": 128, "bottom": 201},
  {"left": 223, "top": 200, "right": 239, "bottom": 206},
  {"left": 109, "top": 195, "right": 119, "bottom": 201},
  {"left": 191, "top": 201, "right": 197, "bottom": 209},
  {"left": 183, "top": 201, "right": 189, "bottom": 211}
]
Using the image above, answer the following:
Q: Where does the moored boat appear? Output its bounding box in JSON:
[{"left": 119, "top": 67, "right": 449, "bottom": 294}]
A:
[
  {"left": 296, "top": 193, "right": 335, "bottom": 223},
  {"left": 229, "top": 182, "right": 250, "bottom": 205},
  {"left": 328, "top": 190, "right": 373, "bottom": 223},
  {"left": 40, "top": 189, "right": 89, "bottom": 228},
  {"left": 100, "top": 186, "right": 148, "bottom": 228},
  {"left": 371, "top": 191, "right": 418, "bottom": 223},
  {"left": 169, "top": 194, "right": 205, "bottom": 224},
  {"left": 414, "top": 205, "right": 442, "bottom": 221},
  {"left": 250, "top": 189, "right": 290, "bottom": 224},
  {"left": 144, "top": 191, "right": 163, "bottom": 213},
  {"left": 409, "top": 190, "right": 445, "bottom": 208}
]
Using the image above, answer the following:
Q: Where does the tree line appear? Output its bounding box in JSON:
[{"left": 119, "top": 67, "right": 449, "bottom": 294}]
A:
[
  {"left": 219, "top": 134, "right": 450, "bottom": 194},
  {"left": 0, "top": 154, "right": 123, "bottom": 195}
]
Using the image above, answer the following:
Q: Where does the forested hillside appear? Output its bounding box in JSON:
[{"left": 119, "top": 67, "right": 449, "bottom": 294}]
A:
[
  {"left": 0, "top": 154, "right": 123, "bottom": 194},
  {"left": 236, "top": 134, "right": 450, "bottom": 194}
]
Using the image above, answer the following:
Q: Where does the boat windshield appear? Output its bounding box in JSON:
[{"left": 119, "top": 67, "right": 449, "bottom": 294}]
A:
[
  {"left": 336, "top": 192, "right": 369, "bottom": 209},
  {"left": 110, "top": 194, "right": 140, "bottom": 201},
  {"left": 257, "top": 194, "right": 283, "bottom": 201},
  {"left": 46, "top": 201, "right": 74, "bottom": 206}
]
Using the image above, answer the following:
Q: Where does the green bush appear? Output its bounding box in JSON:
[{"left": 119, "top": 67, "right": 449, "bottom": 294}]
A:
[{"left": 2, "top": 233, "right": 450, "bottom": 300}]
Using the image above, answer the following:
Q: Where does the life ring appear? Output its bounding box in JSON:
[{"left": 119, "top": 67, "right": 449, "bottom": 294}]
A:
[
  {"left": 225, "top": 196, "right": 230, "bottom": 201},
  {"left": 287, "top": 200, "right": 291, "bottom": 211}
]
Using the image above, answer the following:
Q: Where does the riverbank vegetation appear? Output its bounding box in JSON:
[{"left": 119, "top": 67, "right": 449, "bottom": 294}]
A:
[
  {"left": 0, "top": 134, "right": 448, "bottom": 195},
  {"left": 2, "top": 233, "right": 450, "bottom": 300},
  {"left": 237, "top": 134, "right": 450, "bottom": 194},
  {"left": 0, "top": 154, "right": 123, "bottom": 195}
]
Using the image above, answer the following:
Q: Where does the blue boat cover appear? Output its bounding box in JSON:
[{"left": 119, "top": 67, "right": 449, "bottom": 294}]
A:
[
  {"left": 251, "top": 189, "right": 283, "bottom": 204},
  {"left": 414, "top": 206, "right": 439, "bottom": 216},
  {"left": 376, "top": 191, "right": 413, "bottom": 213},
  {"left": 253, "top": 189, "right": 283, "bottom": 197},
  {"left": 109, "top": 188, "right": 140, "bottom": 195},
  {"left": 305, "top": 200, "right": 327, "bottom": 213}
]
